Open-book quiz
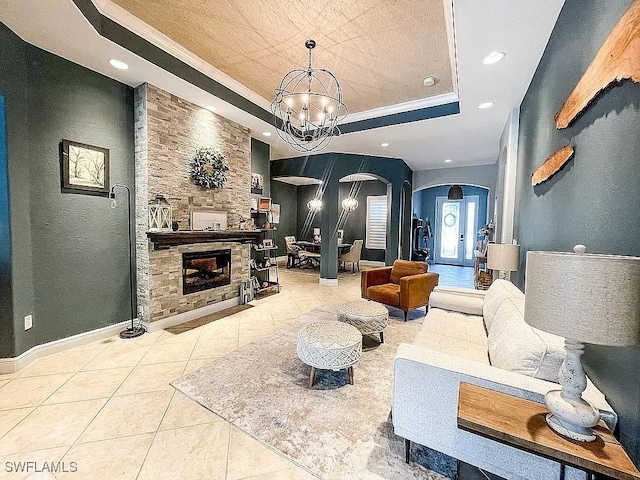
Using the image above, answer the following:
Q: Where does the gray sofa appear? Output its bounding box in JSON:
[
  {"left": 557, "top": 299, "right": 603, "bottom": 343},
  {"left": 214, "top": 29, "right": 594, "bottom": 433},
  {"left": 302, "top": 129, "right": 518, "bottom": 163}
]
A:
[{"left": 392, "top": 280, "right": 616, "bottom": 480}]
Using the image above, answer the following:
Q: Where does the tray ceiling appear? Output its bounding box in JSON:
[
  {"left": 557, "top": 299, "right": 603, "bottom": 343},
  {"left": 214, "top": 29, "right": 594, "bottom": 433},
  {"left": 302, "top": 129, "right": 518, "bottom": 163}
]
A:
[{"left": 110, "top": 0, "right": 454, "bottom": 114}]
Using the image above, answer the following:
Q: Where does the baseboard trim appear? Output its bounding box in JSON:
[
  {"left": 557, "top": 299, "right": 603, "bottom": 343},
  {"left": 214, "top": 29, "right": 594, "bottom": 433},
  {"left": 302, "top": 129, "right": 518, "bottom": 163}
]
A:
[
  {"left": 0, "top": 319, "right": 132, "bottom": 374},
  {"left": 319, "top": 278, "right": 339, "bottom": 286},
  {"left": 143, "top": 297, "right": 240, "bottom": 333}
]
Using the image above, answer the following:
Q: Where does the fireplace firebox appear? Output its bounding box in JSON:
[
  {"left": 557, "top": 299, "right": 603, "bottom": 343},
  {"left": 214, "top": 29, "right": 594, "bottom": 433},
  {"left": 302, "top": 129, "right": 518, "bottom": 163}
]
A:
[{"left": 182, "top": 249, "right": 231, "bottom": 295}]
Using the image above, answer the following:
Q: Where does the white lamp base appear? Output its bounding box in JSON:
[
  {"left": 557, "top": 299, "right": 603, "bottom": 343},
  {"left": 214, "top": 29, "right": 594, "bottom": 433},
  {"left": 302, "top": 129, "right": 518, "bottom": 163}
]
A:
[
  {"left": 544, "top": 338, "right": 600, "bottom": 443},
  {"left": 545, "top": 412, "right": 596, "bottom": 442}
]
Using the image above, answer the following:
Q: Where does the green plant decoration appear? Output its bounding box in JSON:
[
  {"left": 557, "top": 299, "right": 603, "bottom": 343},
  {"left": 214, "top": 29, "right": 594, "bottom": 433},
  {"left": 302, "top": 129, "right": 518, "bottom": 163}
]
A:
[{"left": 189, "top": 147, "right": 229, "bottom": 189}]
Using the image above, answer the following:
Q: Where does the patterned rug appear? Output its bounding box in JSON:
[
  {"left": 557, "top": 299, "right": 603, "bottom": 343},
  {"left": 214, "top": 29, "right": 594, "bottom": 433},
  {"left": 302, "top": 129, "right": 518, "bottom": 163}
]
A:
[{"left": 172, "top": 305, "right": 456, "bottom": 480}]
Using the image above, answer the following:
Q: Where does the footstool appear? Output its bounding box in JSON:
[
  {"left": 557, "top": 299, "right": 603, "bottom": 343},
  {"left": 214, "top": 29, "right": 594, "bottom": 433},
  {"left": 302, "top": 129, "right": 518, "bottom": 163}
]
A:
[
  {"left": 337, "top": 300, "right": 389, "bottom": 343},
  {"left": 297, "top": 321, "right": 362, "bottom": 388}
]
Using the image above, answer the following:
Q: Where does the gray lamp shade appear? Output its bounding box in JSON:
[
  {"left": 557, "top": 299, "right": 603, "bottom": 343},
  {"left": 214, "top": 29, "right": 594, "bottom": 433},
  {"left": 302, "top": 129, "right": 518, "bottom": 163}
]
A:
[
  {"left": 524, "top": 249, "right": 640, "bottom": 346},
  {"left": 487, "top": 243, "right": 520, "bottom": 272},
  {"left": 447, "top": 185, "right": 463, "bottom": 200}
]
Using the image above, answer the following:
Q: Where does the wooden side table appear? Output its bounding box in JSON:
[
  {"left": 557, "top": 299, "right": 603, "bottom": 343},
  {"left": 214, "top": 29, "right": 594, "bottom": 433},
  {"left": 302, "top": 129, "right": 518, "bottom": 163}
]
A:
[{"left": 457, "top": 382, "right": 640, "bottom": 480}]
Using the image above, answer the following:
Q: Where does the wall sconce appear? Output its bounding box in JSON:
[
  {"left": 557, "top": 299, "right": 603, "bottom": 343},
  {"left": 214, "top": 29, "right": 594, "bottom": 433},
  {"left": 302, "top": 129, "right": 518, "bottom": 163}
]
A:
[
  {"left": 148, "top": 194, "right": 172, "bottom": 231},
  {"left": 307, "top": 198, "right": 322, "bottom": 212},
  {"left": 341, "top": 197, "right": 359, "bottom": 212}
]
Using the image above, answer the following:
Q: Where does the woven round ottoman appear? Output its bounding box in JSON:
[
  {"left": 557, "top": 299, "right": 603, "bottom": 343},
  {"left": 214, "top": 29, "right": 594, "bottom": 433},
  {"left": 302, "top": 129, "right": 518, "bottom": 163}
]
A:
[
  {"left": 297, "top": 321, "right": 362, "bottom": 388},
  {"left": 338, "top": 300, "right": 389, "bottom": 344}
]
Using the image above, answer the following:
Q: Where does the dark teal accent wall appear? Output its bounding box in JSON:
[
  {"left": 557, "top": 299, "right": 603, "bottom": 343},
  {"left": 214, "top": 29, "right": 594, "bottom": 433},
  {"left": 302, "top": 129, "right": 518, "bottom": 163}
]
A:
[
  {"left": 271, "top": 153, "right": 412, "bottom": 278},
  {"left": 0, "top": 95, "right": 14, "bottom": 357},
  {"left": 250, "top": 138, "right": 270, "bottom": 198},
  {"left": 413, "top": 185, "right": 489, "bottom": 254},
  {"left": 0, "top": 23, "right": 135, "bottom": 356},
  {"left": 515, "top": 0, "right": 640, "bottom": 465}
]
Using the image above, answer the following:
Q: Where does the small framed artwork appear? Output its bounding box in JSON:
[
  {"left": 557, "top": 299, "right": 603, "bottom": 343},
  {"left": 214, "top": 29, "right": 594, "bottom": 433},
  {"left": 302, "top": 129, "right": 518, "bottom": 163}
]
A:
[
  {"left": 258, "top": 197, "right": 271, "bottom": 212},
  {"left": 61, "top": 139, "right": 109, "bottom": 194},
  {"left": 251, "top": 173, "right": 264, "bottom": 194},
  {"left": 190, "top": 208, "right": 228, "bottom": 231},
  {"left": 262, "top": 239, "right": 274, "bottom": 248},
  {"left": 250, "top": 197, "right": 258, "bottom": 212},
  {"left": 271, "top": 204, "right": 280, "bottom": 223}
]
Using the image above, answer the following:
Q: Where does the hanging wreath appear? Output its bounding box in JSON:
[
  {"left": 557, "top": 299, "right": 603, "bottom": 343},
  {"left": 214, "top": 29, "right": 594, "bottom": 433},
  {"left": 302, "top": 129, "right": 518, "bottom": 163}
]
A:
[{"left": 189, "top": 147, "right": 229, "bottom": 189}]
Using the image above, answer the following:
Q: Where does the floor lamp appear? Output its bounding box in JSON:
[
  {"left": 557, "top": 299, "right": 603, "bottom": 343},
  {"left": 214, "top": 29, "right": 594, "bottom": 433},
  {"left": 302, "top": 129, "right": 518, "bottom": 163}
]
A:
[{"left": 109, "top": 184, "right": 145, "bottom": 339}]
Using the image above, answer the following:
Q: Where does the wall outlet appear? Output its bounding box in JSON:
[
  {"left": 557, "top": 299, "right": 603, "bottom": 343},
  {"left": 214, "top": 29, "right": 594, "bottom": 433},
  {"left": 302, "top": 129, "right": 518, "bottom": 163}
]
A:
[{"left": 24, "top": 314, "right": 33, "bottom": 330}]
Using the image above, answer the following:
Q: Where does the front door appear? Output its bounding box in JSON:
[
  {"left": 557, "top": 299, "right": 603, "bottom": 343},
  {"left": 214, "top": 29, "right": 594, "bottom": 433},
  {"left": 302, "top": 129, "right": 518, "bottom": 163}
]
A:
[{"left": 434, "top": 195, "right": 479, "bottom": 267}]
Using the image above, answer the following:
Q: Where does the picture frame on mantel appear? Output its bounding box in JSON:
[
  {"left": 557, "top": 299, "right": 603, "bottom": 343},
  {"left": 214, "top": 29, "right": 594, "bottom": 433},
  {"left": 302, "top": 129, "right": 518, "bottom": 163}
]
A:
[
  {"left": 61, "top": 139, "right": 109, "bottom": 194},
  {"left": 258, "top": 197, "right": 271, "bottom": 212}
]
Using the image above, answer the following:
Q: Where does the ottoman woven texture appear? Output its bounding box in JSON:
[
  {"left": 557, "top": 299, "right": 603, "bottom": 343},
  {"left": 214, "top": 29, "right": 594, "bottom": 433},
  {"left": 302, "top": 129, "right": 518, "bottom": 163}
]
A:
[
  {"left": 338, "top": 300, "right": 388, "bottom": 341},
  {"left": 297, "top": 321, "right": 362, "bottom": 370}
]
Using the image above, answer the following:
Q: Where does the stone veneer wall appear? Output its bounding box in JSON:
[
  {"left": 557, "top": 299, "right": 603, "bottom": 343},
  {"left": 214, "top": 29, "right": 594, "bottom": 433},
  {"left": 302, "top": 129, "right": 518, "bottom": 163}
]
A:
[{"left": 135, "top": 83, "right": 253, "bottom": 323}]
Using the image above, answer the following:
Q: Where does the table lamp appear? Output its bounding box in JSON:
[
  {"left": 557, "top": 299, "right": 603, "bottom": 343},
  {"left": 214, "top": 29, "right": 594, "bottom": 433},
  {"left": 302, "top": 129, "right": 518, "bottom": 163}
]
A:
[
  {"left": 487, "top": 243, "right": 520, "bottom": 280},
  {"left": 524, "top": 245, "right": 640, "bottom": 442}
]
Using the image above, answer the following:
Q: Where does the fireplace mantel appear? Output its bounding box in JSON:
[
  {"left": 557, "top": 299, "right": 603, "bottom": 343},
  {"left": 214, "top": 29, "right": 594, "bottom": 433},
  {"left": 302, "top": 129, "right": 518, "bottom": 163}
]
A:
[{"left": 147, "top": 230, "right": 261, "bottom": 250}]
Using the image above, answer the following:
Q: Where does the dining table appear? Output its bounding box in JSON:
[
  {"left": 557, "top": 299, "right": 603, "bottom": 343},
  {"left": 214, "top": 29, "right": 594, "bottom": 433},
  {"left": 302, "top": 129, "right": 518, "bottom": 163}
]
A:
[{"left": 294, "top": 241, "right": 352, "bottom": 253}]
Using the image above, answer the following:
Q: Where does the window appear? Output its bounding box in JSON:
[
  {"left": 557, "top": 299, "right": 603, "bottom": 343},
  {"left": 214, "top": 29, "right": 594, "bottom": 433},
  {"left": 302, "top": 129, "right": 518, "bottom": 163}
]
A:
[{"left": 366, "top": 195, "right": 387, "bottom": 250}]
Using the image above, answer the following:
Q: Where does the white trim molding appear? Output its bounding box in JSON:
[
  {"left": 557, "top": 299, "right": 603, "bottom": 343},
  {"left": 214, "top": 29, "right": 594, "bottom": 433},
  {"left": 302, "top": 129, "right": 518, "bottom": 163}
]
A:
[
  {"left": 319, "top": 278, "right": 339, "bottom": 286},
  {"left": 0, "top": 319, "right": 131, "bottom": 374}
]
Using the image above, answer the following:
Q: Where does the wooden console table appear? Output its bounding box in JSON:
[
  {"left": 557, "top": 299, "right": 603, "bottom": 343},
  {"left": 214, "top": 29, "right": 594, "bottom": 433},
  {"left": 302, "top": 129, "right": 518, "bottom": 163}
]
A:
[{"left": 457, "top": 382, "right": 640, "bottom": 480}]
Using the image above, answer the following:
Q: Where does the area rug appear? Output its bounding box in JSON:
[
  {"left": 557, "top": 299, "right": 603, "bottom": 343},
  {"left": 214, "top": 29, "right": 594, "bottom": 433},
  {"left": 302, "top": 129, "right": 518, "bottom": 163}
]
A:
[{"left": 172, "top": 305, "right": 455, "bottom": 480}]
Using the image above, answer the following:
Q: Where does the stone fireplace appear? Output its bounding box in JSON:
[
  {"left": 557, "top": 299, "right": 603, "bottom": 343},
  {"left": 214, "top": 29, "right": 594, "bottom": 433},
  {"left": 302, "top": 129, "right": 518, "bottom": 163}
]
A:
[{"left": 134, "top": 83, "right": 253, "bottom": 325}]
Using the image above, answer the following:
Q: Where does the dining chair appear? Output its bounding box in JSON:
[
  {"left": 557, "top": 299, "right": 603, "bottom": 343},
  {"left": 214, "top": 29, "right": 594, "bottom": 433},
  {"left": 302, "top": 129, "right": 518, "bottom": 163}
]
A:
[{"left": 340, "top": 239, "right": 363, "bottom": 273}]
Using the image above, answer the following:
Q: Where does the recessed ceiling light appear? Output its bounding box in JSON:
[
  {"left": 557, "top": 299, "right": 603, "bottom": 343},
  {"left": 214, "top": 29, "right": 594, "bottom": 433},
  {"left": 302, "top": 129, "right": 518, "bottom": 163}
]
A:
[
  {"left": 380, "top": 142, "right": 389, "bottom": 147},
  {"left": 478, "top": 102, "right": 495, "bottom": 109},
  {"left": 109, "top": 59, "right": 129, "bottom": 70},
  {"left": 444, "top": 159, "right": 452, "bottom": 163},
  {"left": 262, "top": 131, "right": 272, "bottom": 137},
  {"left": 483, "top": 51, "right": 505, "bottom": 65},
  {"left": 423, "top": 76, "right": 437, "bottom": 87},
  {"left": 205, "top": 105, "right": 218, "bottom": 112}
]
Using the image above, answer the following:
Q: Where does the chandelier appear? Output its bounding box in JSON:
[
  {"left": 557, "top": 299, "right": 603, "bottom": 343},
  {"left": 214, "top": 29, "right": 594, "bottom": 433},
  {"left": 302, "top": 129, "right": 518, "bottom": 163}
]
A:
[
  {"left": 271, "top": 39, "right": 348, "bottom": 152},
  {"left": 341, "top": 197, "right": 358, "bottom": 212}
]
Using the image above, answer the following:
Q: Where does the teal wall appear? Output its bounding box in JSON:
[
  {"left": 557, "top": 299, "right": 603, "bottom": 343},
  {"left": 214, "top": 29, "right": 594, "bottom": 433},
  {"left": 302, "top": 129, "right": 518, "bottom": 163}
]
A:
[
  {"left": 515, "top": 0, "right": 640, "bottom": 465},
  {"left": 0, "top": 94, "right": 14, "bottom": 356},
  {"left": 271, "top": 153, "right": 413, "bottom": 278},
  {"left": 0, "top": 23, "right": 134, "bottom": 357},
  {"left": 270, "top": 180, "right": 297, "bottom": 257},
  {"left": 250, "top": 138, "right": 270, "bottom": 198}
]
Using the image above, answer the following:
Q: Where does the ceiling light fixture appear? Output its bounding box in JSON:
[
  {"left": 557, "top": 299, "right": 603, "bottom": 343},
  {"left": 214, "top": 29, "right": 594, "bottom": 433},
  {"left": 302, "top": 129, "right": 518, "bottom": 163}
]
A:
[
  {"left": 478, "top": 102, "right": 495, "bottom": 109},
  {"left": 205, "top": 106, "right": 218, "bottom": 112},
  {"left": 423, "top": 76, "right": 437, "bottom": 87},
  {"left": 447, "top": 185, "right": 464, "bottom": 200},
  {"left": 381, "top": 143, "right": 390, "bottom": 148},
  {"left": 262, "top": 131, "right": 272, "bottom": 137},
  {"left": 271, "top": 39, "right": 347, "bottom": 153},
  {"left": 483, "top": 51, "right": 505, "bottom": 65},
  {"left": 109, "top": 59, "right": 129, "bottom": 70},
  {"left": 444, "top": 159, "right": 452, "bottom": 163}
]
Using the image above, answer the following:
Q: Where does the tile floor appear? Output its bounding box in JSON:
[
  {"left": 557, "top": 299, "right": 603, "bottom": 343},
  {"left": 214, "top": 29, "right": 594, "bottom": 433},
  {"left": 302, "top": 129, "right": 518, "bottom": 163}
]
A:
[
  {"left": 427, "top": 263, "right": 474, "bottom": 289},
  {"left": 0, "top": 261, "right": 389, "bottom": 480}
]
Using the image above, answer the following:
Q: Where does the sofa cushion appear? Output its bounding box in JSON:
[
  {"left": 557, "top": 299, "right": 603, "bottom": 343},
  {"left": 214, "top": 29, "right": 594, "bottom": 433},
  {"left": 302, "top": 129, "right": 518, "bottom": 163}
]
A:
[
  {"left": 390, "top": 260, "right": 428, "bottom": 285},
  {"left": 367, "top": 284, "right": 400, "bottom": 307},
  {"left": 483, "top": 279, "right": 524, "bottom": 331},
  {"left": 413, "top": 308, "right": 489, "bottom": 364},
  {"left": 488, "top": 297, "right": 565, "bottom": 382}
]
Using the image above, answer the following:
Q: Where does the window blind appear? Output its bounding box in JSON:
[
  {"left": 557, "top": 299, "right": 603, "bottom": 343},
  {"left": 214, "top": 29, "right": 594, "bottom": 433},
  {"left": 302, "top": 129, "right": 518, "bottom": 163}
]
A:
[{"left": 366, "top": 195, "right": 387, "bottom": 250}]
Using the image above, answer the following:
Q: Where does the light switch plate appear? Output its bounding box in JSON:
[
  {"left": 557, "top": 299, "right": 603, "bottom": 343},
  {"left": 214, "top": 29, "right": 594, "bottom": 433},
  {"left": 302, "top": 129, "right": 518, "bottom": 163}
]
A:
[{"left": 24, "top": 315, "right": 33, "bottom": 330}]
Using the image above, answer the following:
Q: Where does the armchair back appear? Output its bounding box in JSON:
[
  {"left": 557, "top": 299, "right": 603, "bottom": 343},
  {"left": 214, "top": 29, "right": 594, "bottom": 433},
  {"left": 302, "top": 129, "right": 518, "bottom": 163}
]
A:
[{"left": 390, "top": 260, "right": 428, "bottom": 284}]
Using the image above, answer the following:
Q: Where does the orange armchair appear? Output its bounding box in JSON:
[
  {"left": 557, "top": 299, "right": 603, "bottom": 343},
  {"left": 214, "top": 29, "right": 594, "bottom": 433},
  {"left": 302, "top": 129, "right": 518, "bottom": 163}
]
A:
[{"left": 361, "top": 260, "right": 439, "bottom": 321}]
